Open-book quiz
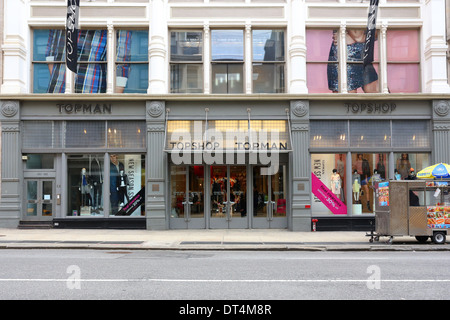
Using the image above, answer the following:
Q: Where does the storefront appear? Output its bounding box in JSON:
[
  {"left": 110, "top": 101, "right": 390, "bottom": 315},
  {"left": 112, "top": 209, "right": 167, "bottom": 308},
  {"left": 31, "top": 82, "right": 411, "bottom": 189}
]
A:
[
  {"left": 307, "top": 99, "right": 435, "bottom": 230},
  {"left": 164, "top": 100, "right": 292, "bottom": 229},
  {"left": 1, "top": 98, "right": 449, "bottom": 231}
]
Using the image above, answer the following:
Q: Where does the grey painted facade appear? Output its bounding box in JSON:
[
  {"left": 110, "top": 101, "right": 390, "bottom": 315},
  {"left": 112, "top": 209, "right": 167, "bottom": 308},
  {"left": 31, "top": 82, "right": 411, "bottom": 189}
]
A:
[{"left": 0, "top": 98, "right": 449, "bottom": 231}]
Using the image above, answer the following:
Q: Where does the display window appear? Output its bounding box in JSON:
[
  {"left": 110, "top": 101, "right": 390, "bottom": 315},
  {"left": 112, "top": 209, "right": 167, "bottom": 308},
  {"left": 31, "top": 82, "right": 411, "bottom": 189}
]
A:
[
  {"left": 351, "top": 153, "right": 389, "bottom": 214},
  {"left": 394, "top": 153, "right": 430, "bottom": 180},
  {"left": 68, "top": 154, "right": 105, "bottom": 216},
  {"left": 109, "top": 154, "right": 146, "bottom": 216},
  {"left": 67, "top": 153, "right": 145, "bottom": 217},
  {"left": 311, "top": 153, "right": 347, "bottom": 214}
]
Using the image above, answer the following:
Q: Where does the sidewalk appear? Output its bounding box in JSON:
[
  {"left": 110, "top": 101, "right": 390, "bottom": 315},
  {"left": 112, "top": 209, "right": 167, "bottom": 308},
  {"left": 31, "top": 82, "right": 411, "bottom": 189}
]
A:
[{"left": 0, "top": 228, "right": 448, "bottom": 251}]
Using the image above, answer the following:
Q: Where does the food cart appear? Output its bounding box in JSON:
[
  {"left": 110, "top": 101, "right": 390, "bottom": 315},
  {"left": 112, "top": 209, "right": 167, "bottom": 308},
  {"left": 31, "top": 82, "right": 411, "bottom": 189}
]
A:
[{"left": 367, "top": 180, "right": 449, "bottom": 244}]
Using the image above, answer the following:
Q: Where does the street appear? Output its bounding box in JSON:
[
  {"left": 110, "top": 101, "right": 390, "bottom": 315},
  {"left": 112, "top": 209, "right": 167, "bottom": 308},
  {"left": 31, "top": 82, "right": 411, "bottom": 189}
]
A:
[{"left": 0, "top": 249, "right": 448, "bottom": 302}]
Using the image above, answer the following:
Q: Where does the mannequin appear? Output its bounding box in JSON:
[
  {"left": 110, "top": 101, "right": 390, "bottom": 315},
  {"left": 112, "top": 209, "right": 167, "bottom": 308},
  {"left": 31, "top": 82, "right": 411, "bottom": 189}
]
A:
[
  {"left": 80, "top": 168, "right": 92, "bottom": 207},
  {"left": 352, "top": 169, "right": 361, "bottom": 203},
  {"left": 117, "top": 169, "right": 130, "bottom": 206},
  {"left": 330, "top": 169, "right": 341, "bottom": 196}
]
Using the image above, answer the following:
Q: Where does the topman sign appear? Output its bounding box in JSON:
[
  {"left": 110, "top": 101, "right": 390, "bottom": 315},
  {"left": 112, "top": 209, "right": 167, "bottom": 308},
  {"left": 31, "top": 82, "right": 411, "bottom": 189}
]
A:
[{"left": 57, "top": 103, "right": 112, "bottom": 114}]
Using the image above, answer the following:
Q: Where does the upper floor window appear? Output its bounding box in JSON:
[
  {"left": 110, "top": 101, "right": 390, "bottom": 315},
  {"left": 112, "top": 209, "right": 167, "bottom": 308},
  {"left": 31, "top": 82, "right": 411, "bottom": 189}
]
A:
[
  {"left": 170, "top": 31, "right": 203, "bottom": 93},
  {"left": 252, "top": 29, "right": 285, "bottom": 93},
  {"left": 32, "top": 29, "right": 148, "bottom": 94},
  {"left": 306, "top": 28, "right": 419, "bottom": 93}
]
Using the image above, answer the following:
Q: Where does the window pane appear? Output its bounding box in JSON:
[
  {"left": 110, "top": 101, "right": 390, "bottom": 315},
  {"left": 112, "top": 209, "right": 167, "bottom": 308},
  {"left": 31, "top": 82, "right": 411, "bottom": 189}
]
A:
[
  {"left": 67, "top": 154, "right": 104, "bottom": 216},
  {"left": 170, "top": 31, "right": 203, "bottom": 62},
  {"left": 387, "top": 29, "right": 419, "bottom": 61},
  {"left": 116, "top": 30, "right": 148, "bottom": 62},
  {"left": 77, "top": 30, "right": 107, "bottom": 62},
  {"left": 306, "top": 29, "right": 335, "bottom": 61},
  {"left": 74, "top": 63, "right": 107, "bottom": 93},
  {"left": 65, "top": 121, "right": 106, "bottom": 148},
  {"left": 252, "top": 30, "right": 285, "bottom": 62},
  {"left": 109, "top": 154, "right": 146, "bottom": 216},
  {"left": 310, "top": 121, "right": 349, "bottom": 148},
  {"left": 350, "top": 121, "right": 391, "bottom": 148},
  {"left": 387, "top": 64, "right": 420, "bottom": 93},
  {"left": 394, "top": 153, "right": 430, "bottom": 180},
  {"left": 311, "top": 153, "right": 347, "bottom": 215},
  {"left": 211, "top": 30, "right": 244, "bottom": 61},
  {"left": 25, "top": 154, "right": 55, "bottom": 169},
  {"left": 170, "top": 64, "right": 203, "bottom": 93},
  {"left": 392, "top": 121, "right": 430, "bottom": 148},
  {"left": 253, "top": 63, "right": 285, "bottom": 93},
  {"left": 107, "top": 121, "right": 146, "bottom": 148},
  {"left": 22, "top": 121, "right": 62, "bottom": 149},
  {"left": 307, "top": 63, "right": 330, "bottom": 93},
  {"left": 116, "top": 64, "right": 148, "bottom": 93},
  {"left": 211, "top": 63, "right": 244, "bottom": 93},
  {"left": 34, "top": 29, "right": 65, "bottom": 62}
]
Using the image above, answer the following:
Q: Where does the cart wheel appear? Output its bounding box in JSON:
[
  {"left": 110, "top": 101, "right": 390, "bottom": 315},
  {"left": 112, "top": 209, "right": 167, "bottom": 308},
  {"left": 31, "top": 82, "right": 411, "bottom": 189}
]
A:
[
  {"left": 369, "top": 238, "right": 373, "bottom": 243},
  {"left": 415, "top": 236, "right": 429, "bottom": 244},
  {"left": 374, "top": 236, "right": 380, "bottom": 242},
  {"left": 386, "top": 237, "right": 393, "bottom": 245},
  {"left": 432, "top": 232, "right": 446, "bottom": 244}
]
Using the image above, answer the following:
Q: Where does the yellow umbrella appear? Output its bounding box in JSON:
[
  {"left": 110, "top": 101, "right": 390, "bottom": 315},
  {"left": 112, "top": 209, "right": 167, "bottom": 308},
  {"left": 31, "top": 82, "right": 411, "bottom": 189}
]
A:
[{"left": 417, "top": 163, "right": 450, "bottom": 179}]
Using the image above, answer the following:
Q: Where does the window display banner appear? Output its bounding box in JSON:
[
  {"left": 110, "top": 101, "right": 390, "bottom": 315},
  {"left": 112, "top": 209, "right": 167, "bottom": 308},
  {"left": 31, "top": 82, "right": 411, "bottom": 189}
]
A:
[
  {"left": 311, "top": 173, "right": 347, "bottom": 215},
  {"left": 116, "top": 188, "right": 145, "bottom": 216},
  {"left": 363, "top": 0, "right": 379, "bottom": 66},
  {"left": 124, "top": 154, "right": 142, "bottom": 216},
  {"left": 66, "top": 0, "right": 80, "bottom": 73}
]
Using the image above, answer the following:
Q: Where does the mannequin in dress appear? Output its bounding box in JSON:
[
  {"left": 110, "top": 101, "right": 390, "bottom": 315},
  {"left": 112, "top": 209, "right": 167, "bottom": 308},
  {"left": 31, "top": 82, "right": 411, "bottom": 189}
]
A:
[
  {"left": 330, "top": 169, "right": 341, "bottom": 196},
  {"left": 352, "top": 169, "right": 361, "bottom": 203},
  {"left": 80, "top": 168, "right": 92, "bottom": 207}
]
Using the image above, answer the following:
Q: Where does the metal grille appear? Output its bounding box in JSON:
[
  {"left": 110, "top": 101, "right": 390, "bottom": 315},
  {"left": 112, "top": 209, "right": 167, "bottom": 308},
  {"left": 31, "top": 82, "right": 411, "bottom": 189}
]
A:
[
  {"left": 107, "top": 121, "right": 146, "bottom": 149},
  {"left": 22, "top": 121, "right": 62, "bottom": 149},
  {"left": 310, "top": 120, "right": 348, "bottom": 148},
  {"left": 392, "top": 120, "right": 430, "bottom": 148},
  {"left": 65, "top": 121, "right": 106, "bottom": 148}
]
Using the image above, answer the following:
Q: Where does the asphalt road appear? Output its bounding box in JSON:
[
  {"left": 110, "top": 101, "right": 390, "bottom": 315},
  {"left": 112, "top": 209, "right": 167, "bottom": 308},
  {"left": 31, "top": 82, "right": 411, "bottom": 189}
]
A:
[{"left": 0, "top": 249, "right": 448, "bottom": 302}]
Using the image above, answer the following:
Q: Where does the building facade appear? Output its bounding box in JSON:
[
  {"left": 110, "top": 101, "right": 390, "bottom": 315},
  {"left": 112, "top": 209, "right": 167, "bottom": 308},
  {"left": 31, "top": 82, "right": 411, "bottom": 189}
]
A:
[{"left": 1, "top": 0, "right": 450, "bottom": 231}]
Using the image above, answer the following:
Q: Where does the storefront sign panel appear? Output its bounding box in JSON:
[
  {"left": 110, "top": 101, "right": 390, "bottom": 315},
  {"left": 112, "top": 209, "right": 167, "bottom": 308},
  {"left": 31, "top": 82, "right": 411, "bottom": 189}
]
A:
[{"left": 311, "top": 173, "right": 347, "bottom": 215}]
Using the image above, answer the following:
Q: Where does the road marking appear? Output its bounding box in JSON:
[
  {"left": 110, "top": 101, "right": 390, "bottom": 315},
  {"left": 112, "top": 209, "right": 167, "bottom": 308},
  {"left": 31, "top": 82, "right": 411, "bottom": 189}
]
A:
[{"left": 0, "top": 278, "right": 449, "bottom": 283}]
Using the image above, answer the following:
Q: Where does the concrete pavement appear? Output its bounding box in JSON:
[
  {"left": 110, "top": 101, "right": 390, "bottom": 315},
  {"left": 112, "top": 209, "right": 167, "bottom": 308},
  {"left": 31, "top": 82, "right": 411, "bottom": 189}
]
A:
[{"left": 0, "top": 228, "right": 448, "bottom": 251}]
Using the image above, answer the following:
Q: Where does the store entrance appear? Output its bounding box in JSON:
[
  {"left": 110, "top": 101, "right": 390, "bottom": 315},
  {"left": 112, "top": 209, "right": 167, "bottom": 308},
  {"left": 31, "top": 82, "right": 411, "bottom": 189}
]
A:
[
  {"left": 170, "top": 165, "right": 206, "bottom": 229},
  {"left": 252, "top": 165, "right": 288, "bottom": 229},
  {"left": 209, "top": 165, "right": 248, "bottom": 229},
  {"left": 23, "top": 178, "right": 55, "bottom": 221}
]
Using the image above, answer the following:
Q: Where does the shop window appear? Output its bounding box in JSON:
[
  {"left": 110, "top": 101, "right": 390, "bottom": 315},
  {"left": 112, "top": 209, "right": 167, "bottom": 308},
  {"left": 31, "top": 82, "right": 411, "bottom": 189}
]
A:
[
  {"left": 306, "top": 28, "right": 380, "bottom": 93},
  {"left": 211, "top": 30, "right": 244, "bottom": 93},
  {"left": 394, "top": 153, "right": 430, "bottom": 180},
  {"left": 65, "top": 121, "right": 106, "bottom": 148},
  {"left": 252, "top": 30, "right": 285, "bottom": 93},
  {"left": 311, "top": 153, "right": 347, "bottom": 214},
  {"left": 109, "top": 154, "right": 145, "bottom": 216},
  {"left": 22, "top": 121, "right": 63, "bottom": 149},
  {"left": 107, "top": 121, "right": 146, "bottom": 149},
  {"left": 310, "top": 120, "right": 349, "bottom": 148},
  {"left": 352, "top": 153, "right": 389, "bottom": 214},
  {"left": 67, "top": 154, "right": 105, "bottom": 216},
  {"left": 349, "top": 120, "right": 391, "bottom": 148},
  {"left": 170, "top": 31, "right": 203, "bottom": 93},
  {"left": 115, "top": 30, "right": 148, "bottom": 93},
  {"left": 392, "top": 120, "right": 430, "bottom": 148},
  {"left": 387, "top": 29, "right": 420, "bottom": 93},
  {"left": 33, "top": 29, "right": 108, "bottom": 93},
  {"left": 25, "top": 154, "right": 55, "bottom": 170}
]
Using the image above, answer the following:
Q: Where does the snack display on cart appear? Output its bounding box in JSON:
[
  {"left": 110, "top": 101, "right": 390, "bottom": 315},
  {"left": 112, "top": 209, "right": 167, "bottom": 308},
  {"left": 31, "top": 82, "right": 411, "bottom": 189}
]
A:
[{"left": 427, "top": 206, "right": 450, "bottom": 229}]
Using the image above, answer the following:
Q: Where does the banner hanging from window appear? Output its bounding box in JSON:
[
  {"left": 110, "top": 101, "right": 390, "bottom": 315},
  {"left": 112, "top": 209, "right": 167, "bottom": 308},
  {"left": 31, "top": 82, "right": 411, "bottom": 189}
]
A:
[
  {"left": 66, "top": 0, "right": 80, "bottom": 73},
  {"left": 363, "top": 0, "right": 379, "bottom": 66}
]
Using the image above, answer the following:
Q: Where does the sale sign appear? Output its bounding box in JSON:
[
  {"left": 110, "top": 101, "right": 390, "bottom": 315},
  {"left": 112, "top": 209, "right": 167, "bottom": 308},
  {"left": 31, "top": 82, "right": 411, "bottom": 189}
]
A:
[{"left": 311, "top": 173, "right": 347, "bottom": 215}]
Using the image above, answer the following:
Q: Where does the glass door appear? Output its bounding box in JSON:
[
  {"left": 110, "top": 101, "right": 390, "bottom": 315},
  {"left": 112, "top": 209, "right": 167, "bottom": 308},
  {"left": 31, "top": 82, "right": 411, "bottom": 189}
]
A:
[
  {"left": 170, "top": 165, "right": 205, "bottom": 229},
  {"left": 24, "top": 179, "right": 54, "bottom": 221},
  {"left": 210, "top": 165, "right": 248, "bottom": 229},
  {"left": 252, "top": 165, "right": 288, "bottom": 228}
]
